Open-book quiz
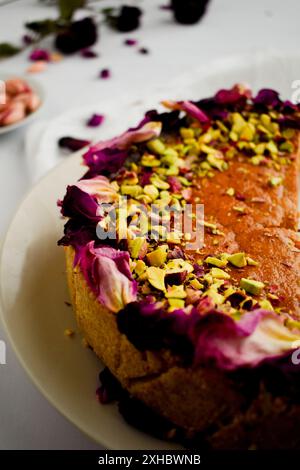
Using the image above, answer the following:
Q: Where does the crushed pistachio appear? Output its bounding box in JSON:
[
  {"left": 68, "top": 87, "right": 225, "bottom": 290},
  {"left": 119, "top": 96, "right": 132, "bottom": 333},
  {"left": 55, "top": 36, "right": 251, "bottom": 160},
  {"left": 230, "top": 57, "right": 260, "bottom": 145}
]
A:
[
  {"left": 240, "top": 278, "right": 265, "bottom": 296},
  {"left": 134, "top": 259, "right": 146, "bottom": 276},
  {"left": 121, "top": 184, "right": 142, "bottom": 197},
  {"left": 147, "top": 138, "right": 165, "bottom": 155},
  {"left": 143, "top": 184, "right": 159, "bottom": 200},
  {"left": 205, "top": 256, "right": 228, "bottom": 268},
  {"left": 168, "top": 298, "right": 185, "bottom": 310},
  {"left": 141, "top": 154, "right": 161, "bottom": 167},
  {"left": 128, "top": 237, "right": 147, "bottom": 259},
  {"left": 246, "top": 256, "right": 259, "bottom": 266},
  {"left": 226, "top": 187, "right": 235, "bottom": 196},
  {"left": 146, "top": 245, "right": 168, "bottom": 267},
  {"left": 211, "top": 267, "right": 231, "bottom": 280},
  {"left": 165, "top": 285, "right": 187, "bottom": 299},
  {"left": 268, "top": 176, "right": 283, "bottom": 187},
  {"left": 146, "top": 266, "right": 166, "bottom": 292},
  {"left": 227, "top": 252, "right": 247, "bottom": 268},
  {"left": 259, "top": 299, "right": 274, "bottom": 310}
]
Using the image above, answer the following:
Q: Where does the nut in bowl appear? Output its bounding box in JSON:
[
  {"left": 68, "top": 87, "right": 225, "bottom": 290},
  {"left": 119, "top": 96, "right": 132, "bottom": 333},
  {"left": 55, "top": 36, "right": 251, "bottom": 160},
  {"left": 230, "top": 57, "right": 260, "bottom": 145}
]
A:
[{"left": 0, "top": 74, "right": 44, "bottom": 134}]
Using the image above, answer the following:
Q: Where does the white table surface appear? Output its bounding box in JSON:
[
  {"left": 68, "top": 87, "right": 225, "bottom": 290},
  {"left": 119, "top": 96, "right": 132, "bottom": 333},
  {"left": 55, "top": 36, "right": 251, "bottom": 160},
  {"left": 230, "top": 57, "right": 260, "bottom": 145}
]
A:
[{"left": 0, "top": 0, "right": 299, "bottom": 450}]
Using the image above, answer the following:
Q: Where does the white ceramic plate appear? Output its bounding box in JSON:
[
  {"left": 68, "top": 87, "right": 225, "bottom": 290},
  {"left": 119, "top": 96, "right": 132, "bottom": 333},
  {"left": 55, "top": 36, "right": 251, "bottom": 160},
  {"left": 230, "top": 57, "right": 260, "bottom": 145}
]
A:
[
  {"left": 1, "top": 51, "right": 300, "bottom": 449},
  {"left": 0, "top": 151, "right": 180, "bottom": 450},
  {"left": 0, "top": 73, "right": 44, "bottom": 135}
]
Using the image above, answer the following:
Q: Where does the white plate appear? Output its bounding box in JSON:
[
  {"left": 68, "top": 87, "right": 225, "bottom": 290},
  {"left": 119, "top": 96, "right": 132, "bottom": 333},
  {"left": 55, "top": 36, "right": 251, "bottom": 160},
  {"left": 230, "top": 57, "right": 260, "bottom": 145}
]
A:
[
  {"left": 0, "top": 151, "right": 180, "bottom": 450},
  {"left": 0, "top": 73, "right": 44, "bottom": 135},
  {"left": 1, "top": 51, "right": 300, "bottom": 449}
]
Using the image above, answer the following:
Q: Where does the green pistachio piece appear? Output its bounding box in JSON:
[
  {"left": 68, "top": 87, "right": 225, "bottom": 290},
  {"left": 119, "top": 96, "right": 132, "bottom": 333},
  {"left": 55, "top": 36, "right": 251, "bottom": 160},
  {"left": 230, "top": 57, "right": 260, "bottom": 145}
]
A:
[
  {"left": 246, "top": 256, "right": 259, "bottom": 266},
  {"left": 168, "top": 298, "right": 185, "bottom": 310},
  {"left": 240, "top": 278, "right": 265, "bottom": 295},
  {"left": 163, "top": 148, "right": 178, "bottom": 160},
  {"left": 180, "top": 128, "right": 194, "bottom": 139},
  {"left": 206, "top": 288, "right": 225, "bottom": 305},
  {"left": 122, "top": 175, "right": 139, "bottom": 185},
  {"left": 143, "top": 184, "right": 159, "bottom": 200},
  {"left": 240, "top": 123, "right": 255, "bottom": 141},
  {"left": 232, "top": 112, "right": 247, "bottom": 133},
  {"left": 121, "top": 185, "right": 143, "bottom": 197},
  {"left": 166, "top": 258, "right": 194, "bottom": 273},
  {"left": 177, "top": 176, "right": 192, "bottom": 186},
  {"left": 233, "top": 206, "right": 246, "bottom": 213},
  {"left": 150, "top": 174, "right": 170, "bottom": 190},
  {"left": 226, "top": 187, "right": 235, "bottom": 196},
  {"left": 165, "top": 285, "right": 187, "bottom": 299},
  {"left": 250, "top": 155, "right": 265, "bottom": 166},
  {"left": 268, "top": 176, "right": 282, "bottom": 187},
  {"left": 160, "top": 190, "right": 170, "bottom": 200},
  {"left": 141, "top": 154, "right": 161, "bottom": 167},
  {"left": 190, "top": 279, "right": 204, "bottom": 290},
  {"left": 128, "top": 237, "right": 147, "bottom": 259},
  {"left": 147, "top": 266, "right": 166, "bottom": 292},
  {"left": 227, "top": 252, "right": 247, "bottom": 268},
  {"left": 146, "top": 245, "right": 168, "bottom": 267},
  {"left": 205, "top": 256, "right": 228, "bottom": 268},
  {"left": 207, "top": 154, "right": 227, "bottom": 171},
  {"left": 279, "top": 141, "right": 294, "bottom": 153},
  {"left": 259, "top": 299, "right": 274, "bottom": 310},
  {"left": 166, "top": 231, "right": 182, "bottom": 244},
  {"left": 211, "top": 267, "right": 230, "bottom": 279},
  {"left": 134, "top": 259, "right": 146, "bottom": 276},
  {"left": 147, "top": 138, "right": 166, "bottom": 155},
  {"left": 165, "top": 165, "right": 179, "bottom": 176},
  {"left": 266, "top": 141, "right": 278, "bottom": 154},
  {"left": 282, "top": 128, "right": 295, "bottom": 139},
  {"left": 255, "top": 143, "right": 265, "bottom": 155}
]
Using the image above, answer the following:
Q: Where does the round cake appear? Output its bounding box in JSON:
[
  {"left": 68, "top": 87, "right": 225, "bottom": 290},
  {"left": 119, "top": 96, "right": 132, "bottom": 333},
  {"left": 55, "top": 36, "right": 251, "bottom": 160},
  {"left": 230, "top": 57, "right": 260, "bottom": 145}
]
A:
[{"left": 59, "top": 85, "right": 300, "bottom": 449}]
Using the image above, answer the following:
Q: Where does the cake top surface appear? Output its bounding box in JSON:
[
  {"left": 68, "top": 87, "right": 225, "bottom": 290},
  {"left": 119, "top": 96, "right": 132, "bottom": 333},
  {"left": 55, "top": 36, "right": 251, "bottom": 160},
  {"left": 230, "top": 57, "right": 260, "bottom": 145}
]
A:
[{"left": 59, "top": 84, "right": 300, "bottom": 370}]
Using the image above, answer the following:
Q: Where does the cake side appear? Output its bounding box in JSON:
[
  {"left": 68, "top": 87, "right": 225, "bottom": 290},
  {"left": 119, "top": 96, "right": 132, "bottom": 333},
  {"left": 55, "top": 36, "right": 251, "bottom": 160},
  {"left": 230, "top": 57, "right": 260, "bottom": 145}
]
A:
[
  {"left": 66, "top": 245, "right": 300, "bottom": 449},
  {"left": 65, "top": 245, "right": 245, "bottom": 433}
]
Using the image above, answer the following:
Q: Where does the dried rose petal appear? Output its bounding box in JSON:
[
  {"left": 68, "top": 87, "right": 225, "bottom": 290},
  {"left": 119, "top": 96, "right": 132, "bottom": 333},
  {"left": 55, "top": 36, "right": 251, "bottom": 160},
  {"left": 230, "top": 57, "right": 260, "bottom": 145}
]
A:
[
  {"left": 81, "top": 48, "right": 98, "bottom": 58},
  {"left": 87, "top": 114, "right": 104, "bottom": 127},
  {"left": 58, "top": 136, "right": 91, "bottom": 152},
  {"left": 124, "top": 38, "right": 137, "bottom": 46},
  {"left": 99, "top": 68, "right": 111, "bottom": 79},
  {"left": 29, "top": 48, "right": 51, "bottom": 62}
]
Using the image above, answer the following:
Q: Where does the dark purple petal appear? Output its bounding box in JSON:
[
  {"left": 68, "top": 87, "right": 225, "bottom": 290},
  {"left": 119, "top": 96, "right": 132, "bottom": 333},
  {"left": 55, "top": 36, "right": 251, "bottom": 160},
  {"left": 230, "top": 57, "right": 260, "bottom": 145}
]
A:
[
  {"left": 99, "top": 68, "right": 111, "bottom": 79},
  {"left": 253, "top": 88, "right": 281, "bottom": 108},
  {"left": 124, "top": 38, "right": 137, "bottom": 46},
  {"left": 58, "top": 136, "right": 91, "bottom": 152},
  {"left": 87, "top": 114, "right": 105, "bottom": 127},
  {"left": 80, "top": 48, "right": 98, "bottom": 58},
  {"left": 83, "top": 147, "right": 128, "bottom": 178},
  {"left": 29, "top": 48, "right": 50, "bottom": 61},
  {"left": 60, "top": 185, "right": 100, "bottom": 222}
]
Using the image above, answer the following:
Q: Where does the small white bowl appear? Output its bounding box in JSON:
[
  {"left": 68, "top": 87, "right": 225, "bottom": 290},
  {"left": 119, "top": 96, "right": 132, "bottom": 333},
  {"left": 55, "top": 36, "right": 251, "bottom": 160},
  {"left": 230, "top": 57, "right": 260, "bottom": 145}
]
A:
[{"left": 0, "top": 73, "right": 45, "bottom": 135}]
